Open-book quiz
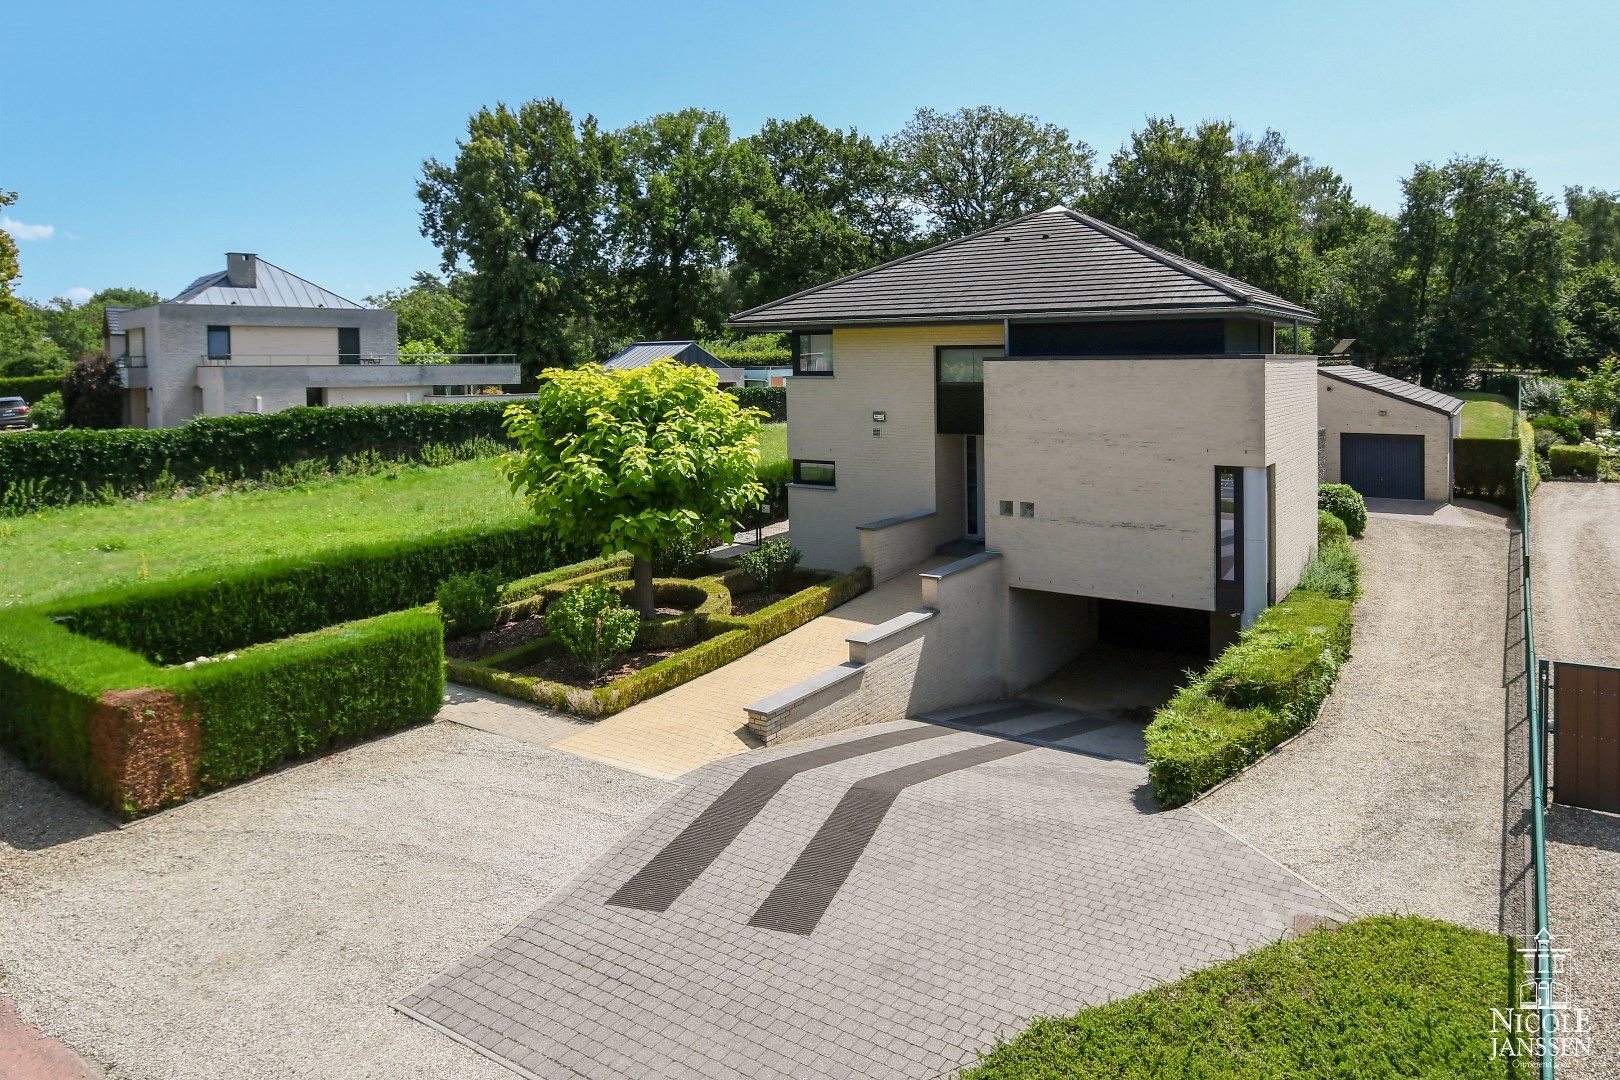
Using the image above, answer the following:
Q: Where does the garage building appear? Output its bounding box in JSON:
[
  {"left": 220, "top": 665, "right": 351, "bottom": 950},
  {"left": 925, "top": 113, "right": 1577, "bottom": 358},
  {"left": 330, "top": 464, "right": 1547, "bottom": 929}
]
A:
[{"left": 1318, "top": 364, "right": 1464, "bottom": 501}]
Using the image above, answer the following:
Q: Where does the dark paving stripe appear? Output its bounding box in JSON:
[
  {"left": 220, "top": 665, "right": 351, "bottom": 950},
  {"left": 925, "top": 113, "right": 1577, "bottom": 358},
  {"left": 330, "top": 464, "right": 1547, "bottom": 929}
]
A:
[
  {"left": 939, "top": 700, "right": 1048, "bottom": 728},
  {"left": 1018, "top": 712, "right": 1116, "bottom": 745},
  {"left": 749, "top": 739, "right": 1034, "bottom": 935},
  {"left": 607, "top": 724, "right": 958, "bottom": 912}
]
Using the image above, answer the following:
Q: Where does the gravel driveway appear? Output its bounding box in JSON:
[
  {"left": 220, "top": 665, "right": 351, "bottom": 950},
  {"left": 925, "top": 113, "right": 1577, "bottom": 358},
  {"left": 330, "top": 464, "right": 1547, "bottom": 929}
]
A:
[
  {"left": 0, "top": 720, "right": 674, "bottom": 1080},
  {"left": 1198, "top": 500, "right": 1519, "bottom": 932},
  {"left": 1532, "top": 481, "right": 1620, "bottom": 1080}
]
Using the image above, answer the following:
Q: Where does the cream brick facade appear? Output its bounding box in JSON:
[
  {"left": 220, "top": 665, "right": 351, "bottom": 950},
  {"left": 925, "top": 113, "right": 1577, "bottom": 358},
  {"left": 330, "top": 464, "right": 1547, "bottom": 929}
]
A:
[
  {"left": 984, "top": 356, "right": 1274, "bottom": 610},
  {"left": 787, "top": 324, "right": 1002, "bottom": 571},
  {"left": 1265, "top": 356, "right": 1320, "bottom": 599},
  {"left": 1318, "top": 375, "right": 1456, "bottom": 501}
]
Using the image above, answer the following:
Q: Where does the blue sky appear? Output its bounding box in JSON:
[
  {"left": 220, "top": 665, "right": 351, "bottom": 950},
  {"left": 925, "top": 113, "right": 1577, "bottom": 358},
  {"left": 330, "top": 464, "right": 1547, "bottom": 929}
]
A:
[{"left": 3, "top": 0, "right": 1616, "bottom": 304}]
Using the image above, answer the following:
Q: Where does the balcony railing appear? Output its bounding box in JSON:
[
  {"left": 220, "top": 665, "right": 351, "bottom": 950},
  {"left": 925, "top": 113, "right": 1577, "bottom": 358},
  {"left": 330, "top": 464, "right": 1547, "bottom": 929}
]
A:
[
  {"left": 197, "top": 353, "right": 517, "bottom": 367},
  {"left": 115, "top": 354, "right": 148, "bottom": 368}
]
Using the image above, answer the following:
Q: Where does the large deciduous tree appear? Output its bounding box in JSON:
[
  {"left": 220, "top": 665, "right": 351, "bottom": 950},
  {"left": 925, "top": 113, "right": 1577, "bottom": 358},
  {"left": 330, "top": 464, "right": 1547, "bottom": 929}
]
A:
[
  {"left": 502, "top": 362, "right": 766, "bottom": 618},
  {"left": 1565, "top": 187, "right": 1620, "bottom": 267},
  {"left": 1558, "top": 261, "right": 1620, "bottom": 372},
  {"left": 418, "top": 99, "right": 615, "bottom": 373},
  {"left": 889, "top": 106, "right": 1093, "bottom": 241},
  {"left": 730, "top": 116, "right": 914, "bottom": 310},
  {"left": 1086, "top": 119, "right": 1327, "bottom": 304},
  {"left": 366, "top": 271, "right": 468, "bottom": 357},
  {"left": 609, "top": 109, "right": 754, "bottom": 340},
  {"left": 1387, "top": 157, "right": 1565, "bottom": 386},
  {"left": 0, "top": 189, "right": 22, "bottom": 320}
]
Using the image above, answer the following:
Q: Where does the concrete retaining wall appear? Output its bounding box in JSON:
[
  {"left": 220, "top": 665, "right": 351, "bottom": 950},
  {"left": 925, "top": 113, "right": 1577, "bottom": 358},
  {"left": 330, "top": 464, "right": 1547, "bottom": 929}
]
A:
[
  {"left": 744, "top": 551, "right": 1006, "bottom": 746},
  {"left": 857, "top": 510, "right": 939, "bottom": 585}
]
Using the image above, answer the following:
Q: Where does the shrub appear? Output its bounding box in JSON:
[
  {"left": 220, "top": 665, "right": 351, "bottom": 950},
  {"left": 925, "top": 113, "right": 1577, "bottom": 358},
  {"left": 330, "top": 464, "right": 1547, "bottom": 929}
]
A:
[
  {"left": 726, "top": 385, "right": 786, "bottom": 422},
  {"left": 27, "top": 391, "right": 65, "bottom": 430},
  {"left": 1296, "top": 541, "right": 1362, "bottom": 601},
  {"left": 1531, "top": 413, "right": 1582, "bottom": 441},
  {"left": 61, "top": 355, "right": 124, "bottom": 429},
  {"left": 1144, "top": 590, "right": 1353, "bottom": 807},
  {"left": 1317, "top": 509, "right": 1348, "bottom": 546},
  {"left": 1519, "top": 376, "right": 1567, "bottom": 416},
  {"left": 654, "top": 531, "right": 717, "bottom": 578},
  {"left": 548, "top": 583, "right": 640, "bottom": 677},
  {"left": 0, "top": 373, "right": 63, "bottom": 403},
  {"left": 738, "top": 539, "right": 802, "bottom": 592},
  {"left": 1317, "top": 484, "right": 1367, "bottom": 538},
  {"left": 1550, "top": 444, "right": 1603, "bottom": 477},
  {"left": 755, "top": 457, "right": 791, "bottom": 523},
  {"left": 0, "top": 400, "right": 513, "bottom": 510},
  {"left": 436, "top": 572, "right": 501, "bottom": 639}
]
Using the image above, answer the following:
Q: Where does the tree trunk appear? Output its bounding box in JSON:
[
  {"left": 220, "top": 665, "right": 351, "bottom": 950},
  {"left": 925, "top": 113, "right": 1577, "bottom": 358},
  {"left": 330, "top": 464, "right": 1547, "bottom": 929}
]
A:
[{"left": 632, "top": 555, "right": 655, "bottom": 621}]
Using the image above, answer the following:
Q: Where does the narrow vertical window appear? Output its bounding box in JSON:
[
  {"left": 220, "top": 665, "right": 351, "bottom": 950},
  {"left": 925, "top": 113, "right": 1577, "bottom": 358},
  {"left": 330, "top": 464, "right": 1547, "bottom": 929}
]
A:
[{"left": 1215, "top": 466, "right": 1243, "bottom": 612}]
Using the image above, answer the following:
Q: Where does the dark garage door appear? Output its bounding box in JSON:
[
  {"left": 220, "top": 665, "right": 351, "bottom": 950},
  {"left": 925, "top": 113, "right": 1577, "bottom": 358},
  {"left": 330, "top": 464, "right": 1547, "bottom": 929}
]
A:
[{"left": 1341, "top": 433, "right": 1425, "bottom": 500}]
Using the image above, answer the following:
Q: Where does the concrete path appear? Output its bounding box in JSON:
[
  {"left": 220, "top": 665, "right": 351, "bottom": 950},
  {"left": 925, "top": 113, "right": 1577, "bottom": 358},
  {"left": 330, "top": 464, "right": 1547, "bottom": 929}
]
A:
[
  {"left": 401, "top": 720, "right": 1345, "bottom": 1080},
  {"left": 0, "top": 722, "right": 674, "bottom": 1080},
  {"left": 550, "top": 559, "right": 949, "bottom": 778},
  {"left": 1199, "top": 500, "right": 1518, "bottom": 932},
  {"left": 1532, "top": 481, "right": 1620, "bottom": 1080}
]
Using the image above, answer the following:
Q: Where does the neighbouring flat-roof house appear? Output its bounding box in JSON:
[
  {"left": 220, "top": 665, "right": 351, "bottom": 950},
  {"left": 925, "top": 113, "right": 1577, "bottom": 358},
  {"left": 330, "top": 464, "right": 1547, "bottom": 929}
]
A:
[
  {"left": 730, "top": 206, "right": 1321, "bottom": 688},
  {"left": 105, "top": 253, "right": 520, "bottom": 427}
]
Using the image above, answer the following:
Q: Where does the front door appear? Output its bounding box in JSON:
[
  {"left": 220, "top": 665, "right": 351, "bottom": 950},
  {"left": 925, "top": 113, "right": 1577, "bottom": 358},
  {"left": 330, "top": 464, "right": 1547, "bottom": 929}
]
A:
[{"left": 964, "top": 435, "right": 985, "bottom": 539}]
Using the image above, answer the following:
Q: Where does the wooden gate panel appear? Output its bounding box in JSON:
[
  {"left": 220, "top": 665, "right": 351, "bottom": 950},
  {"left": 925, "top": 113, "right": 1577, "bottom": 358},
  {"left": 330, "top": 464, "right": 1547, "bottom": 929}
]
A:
[{"left": 1553, "top": 661, "right": 1620, "bottom": 815}]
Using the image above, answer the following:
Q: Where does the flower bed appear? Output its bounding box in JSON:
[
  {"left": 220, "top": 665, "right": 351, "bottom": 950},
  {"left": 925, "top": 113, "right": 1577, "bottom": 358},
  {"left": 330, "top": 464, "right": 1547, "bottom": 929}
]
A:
[
  {"left": 448, "top": 563, "right": 872, "bottom": 718},
  {"left": 0, "top": 521, "right": 579, "bottom": 818}
]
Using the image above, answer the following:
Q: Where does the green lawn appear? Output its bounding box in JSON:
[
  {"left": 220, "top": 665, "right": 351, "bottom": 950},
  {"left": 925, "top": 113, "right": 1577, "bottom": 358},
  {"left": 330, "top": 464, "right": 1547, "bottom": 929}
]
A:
[
  {"left": 758, "top": 421, "right": 787, "bottom": 468},
  {"left": 1456, "top": 392, "right": 1517, "bottom": 439},
  {"left": 962, "top": 917, "right": 1521, "bottom": 1080},
  {"left": 0, "top": 423, "right": 789, "bottom": 605}
]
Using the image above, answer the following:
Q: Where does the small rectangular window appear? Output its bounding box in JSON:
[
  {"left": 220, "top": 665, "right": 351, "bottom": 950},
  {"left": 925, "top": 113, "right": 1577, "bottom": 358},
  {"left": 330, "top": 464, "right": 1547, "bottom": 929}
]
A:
[
  {"left": 206, "top": 325, "right": 231, "bottom": 360},
  {"left": 1019, "top": 502, "right": 1035, "bottom": 518},
  {"left": 998, "top": 500, "right": 1013, "bottom": 517},
  {"left": 796, "top": 333, "right": 833, "bottom": 375},
  {"left": 793, "top": 459, "right": 836, "bottom": 486}
]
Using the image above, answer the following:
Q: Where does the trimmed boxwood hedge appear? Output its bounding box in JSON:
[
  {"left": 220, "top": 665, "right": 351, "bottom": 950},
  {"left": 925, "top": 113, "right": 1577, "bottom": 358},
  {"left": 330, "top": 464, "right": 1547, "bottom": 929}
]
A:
[
  {"left": 0, "top": 400, "right": 515, "bottom": 508},
  {"left": 450, "top": 565, "right": 873, "bottom": 718},
  {"left": 1549, "top": 443, "right": 1602, "bottom": 477},
  {"left": 1144, "top": 584, "right": 1355, "bottom": 808},
  {"left": 0, "top": 520, "right": 588, "bottom": 817},
  {"left": 725, "top": 385, "right": 786, "bottom": 422},
  {"left": 1453, "top": 435, "right": 1520, "bottom": 505}
]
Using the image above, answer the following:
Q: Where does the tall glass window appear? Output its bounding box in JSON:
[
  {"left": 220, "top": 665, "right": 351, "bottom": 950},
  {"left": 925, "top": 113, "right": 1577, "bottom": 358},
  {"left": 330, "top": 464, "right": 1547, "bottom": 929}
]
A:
[
  {"left": 938, "top": 345, "right": 1000, "bottom": 384},
  {"left": 1215, "top": 466, "right": 1243, "bottom": 612}
]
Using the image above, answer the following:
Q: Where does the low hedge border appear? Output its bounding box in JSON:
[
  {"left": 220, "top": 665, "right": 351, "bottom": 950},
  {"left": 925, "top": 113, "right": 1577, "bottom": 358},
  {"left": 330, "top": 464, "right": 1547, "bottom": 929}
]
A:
[
  {"left": 1143, "top": 580, "right": 1356, "bottom": 808},
  {"left": 0, "top": 602, "right": 443, "bottom": 818},
  {"left": 0, "top": 373, "right": 62, "bottom": 403},
  {"left": 1549, "top": 443, "right": 1602, "bottom": 477},
  {"left": 449, "top": 565, "right": 873, "bottom": 718},
  {"left": 0, "top": 524, "right": 600, "bottom": 818}
]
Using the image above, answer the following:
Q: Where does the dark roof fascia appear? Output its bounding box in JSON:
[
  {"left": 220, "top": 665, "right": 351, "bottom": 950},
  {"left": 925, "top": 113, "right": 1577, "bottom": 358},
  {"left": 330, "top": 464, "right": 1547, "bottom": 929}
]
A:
[
  {"left": 731, "top": 302, "right": 1319, "bottom": 333},
  {"left": 1317, "top": 365, "right": 1464, "bottom": 416}
]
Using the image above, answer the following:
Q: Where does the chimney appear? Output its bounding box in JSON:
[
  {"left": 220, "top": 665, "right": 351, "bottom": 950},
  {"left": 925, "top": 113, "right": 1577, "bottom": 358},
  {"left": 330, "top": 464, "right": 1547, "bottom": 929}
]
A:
[{"left": 226, "top": 252, "right": 259, "bottom": 289}]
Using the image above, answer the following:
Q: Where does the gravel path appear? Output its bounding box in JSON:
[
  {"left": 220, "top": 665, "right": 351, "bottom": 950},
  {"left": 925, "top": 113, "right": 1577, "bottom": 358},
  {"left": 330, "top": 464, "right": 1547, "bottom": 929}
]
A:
[
  {"left": 1532, "top": 481, "right": 1620, "bottom": 1080},
  {"left": 1198, "top": 501, "right": 1518, "bottom": 932},
  {"left": 0, "top": 721, "right": 674, "bottom": 1080}
]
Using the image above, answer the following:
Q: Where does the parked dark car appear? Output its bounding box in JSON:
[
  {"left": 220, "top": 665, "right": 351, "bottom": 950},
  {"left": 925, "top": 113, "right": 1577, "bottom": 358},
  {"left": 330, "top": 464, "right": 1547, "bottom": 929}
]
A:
[{"left": 0, "top": 396, "right": 32, "bottom": 430}]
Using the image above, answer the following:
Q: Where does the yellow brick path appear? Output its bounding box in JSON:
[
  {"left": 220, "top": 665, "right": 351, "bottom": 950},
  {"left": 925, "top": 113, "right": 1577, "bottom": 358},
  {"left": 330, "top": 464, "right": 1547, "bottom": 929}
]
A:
[{"left": 549, "top": 559, "right": 947, "bottom": 778}]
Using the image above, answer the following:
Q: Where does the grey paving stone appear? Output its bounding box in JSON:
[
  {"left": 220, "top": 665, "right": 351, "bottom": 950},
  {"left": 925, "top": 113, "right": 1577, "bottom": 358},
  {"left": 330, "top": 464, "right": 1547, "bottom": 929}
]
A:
[{"left": 400, "top": 720, "right": 1347, "bottom": 1079}]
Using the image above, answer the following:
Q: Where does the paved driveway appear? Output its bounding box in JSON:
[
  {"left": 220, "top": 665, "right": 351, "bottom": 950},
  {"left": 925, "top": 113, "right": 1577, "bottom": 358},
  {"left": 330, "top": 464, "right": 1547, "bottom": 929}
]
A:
[
  {"left": 1532, "top": 482, "right": 1620, "bottom": 1080},
  {"left": 1199, "top": 500, "right": 1519, "bottom": 933},
  {"left": 402, "top": 720, "right": 1344, "bottom": 1080},
  {"left": 0, "top": 722, "right": 673, "bottom": 1080}
]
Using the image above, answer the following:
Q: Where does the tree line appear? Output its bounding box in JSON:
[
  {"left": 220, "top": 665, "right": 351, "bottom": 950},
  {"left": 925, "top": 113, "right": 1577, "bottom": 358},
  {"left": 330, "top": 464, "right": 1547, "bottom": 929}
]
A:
[{"left": 410, "top": 101, "right": 1620, "bottom": 388}]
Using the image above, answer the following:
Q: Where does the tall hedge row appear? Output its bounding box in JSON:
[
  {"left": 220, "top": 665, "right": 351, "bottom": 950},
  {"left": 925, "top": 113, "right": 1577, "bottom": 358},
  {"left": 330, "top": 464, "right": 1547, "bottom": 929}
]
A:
[
  {"left": 0, "top": 374, "right": 62, "bottom": 402},
  {"left": 1452, "top": 435, "right": 1520, "bottom": 506},
  {"left": 56, "top": 519, "right": 580, "bottom": 663},
  {"left": 0, "top": 400, "right": 515, "bottom": 507},
  {"left": 726, "top": 385, "right": 786, "bottom": 422}
]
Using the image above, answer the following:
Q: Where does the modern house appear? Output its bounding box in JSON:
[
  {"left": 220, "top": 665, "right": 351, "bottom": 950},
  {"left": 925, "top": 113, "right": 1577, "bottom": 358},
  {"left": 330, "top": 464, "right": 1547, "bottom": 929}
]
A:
[
  {"left": 104, "top": 253, "right": 520, "bottom": 427},
  {"left": 1317, "top": 364, "right": 1463, "bottom": 501},
  {"left": 730, "top": 206, "right": 1321, "bottom": 673}
]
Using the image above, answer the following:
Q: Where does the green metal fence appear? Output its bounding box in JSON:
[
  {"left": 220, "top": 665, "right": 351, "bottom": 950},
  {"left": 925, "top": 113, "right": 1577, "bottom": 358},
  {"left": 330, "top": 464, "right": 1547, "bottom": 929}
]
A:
[{"left": 1516, "top": 372, "right": 1555, "bottom": 1078}]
